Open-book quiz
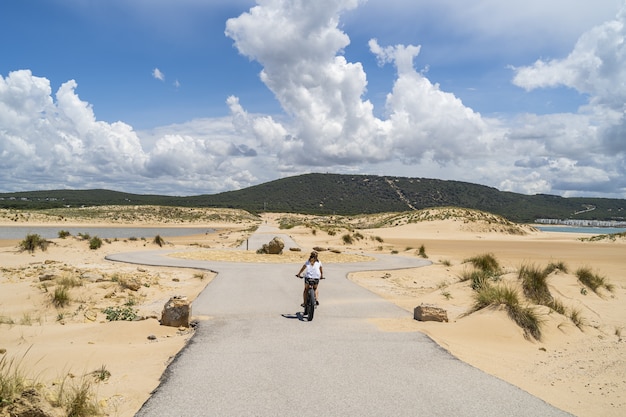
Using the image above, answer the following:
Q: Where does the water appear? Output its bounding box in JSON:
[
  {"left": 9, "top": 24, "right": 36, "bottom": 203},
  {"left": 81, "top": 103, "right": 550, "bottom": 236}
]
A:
[
  {"left": 0, "top": 226, "right": 215, "bottom": 240},
  {"left": 536, "top": 226, "right": 626, "bottom": 235}
]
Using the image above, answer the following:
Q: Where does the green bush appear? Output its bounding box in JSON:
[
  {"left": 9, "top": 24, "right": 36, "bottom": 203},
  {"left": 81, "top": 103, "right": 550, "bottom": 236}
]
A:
[
  {"left": 58, "top": 230, "right": 71, "bottom": 239},
  {"left": 102, "top": 305, "right": 137, "bottom": 321},
  {"left": 89, "top": 236, "right": 103, "bottom": 250},
  {"left": 19, "top": 233, "right": 48, "bottom": 253}
]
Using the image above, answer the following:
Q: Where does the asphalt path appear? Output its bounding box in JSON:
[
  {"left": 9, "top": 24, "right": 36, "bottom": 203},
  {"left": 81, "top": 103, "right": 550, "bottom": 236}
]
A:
[{"left": 105, "top": 226, "right": 572, "bottom": 417}]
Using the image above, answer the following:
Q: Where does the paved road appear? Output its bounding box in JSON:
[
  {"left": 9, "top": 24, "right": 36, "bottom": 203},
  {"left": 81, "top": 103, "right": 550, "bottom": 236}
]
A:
[{"left": 106, "top": 226, "right": 572, "bottom": 417}]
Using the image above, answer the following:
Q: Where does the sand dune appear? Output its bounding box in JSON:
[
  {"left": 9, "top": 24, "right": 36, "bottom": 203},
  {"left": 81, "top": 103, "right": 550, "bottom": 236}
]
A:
[{"left": 1, "top": 209, "right": 624, "bottom": 416}]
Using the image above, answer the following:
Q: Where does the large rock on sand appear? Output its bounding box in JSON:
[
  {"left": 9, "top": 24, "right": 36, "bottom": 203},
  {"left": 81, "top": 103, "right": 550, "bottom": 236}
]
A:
[
  {"left": 414, "top": 304, "right": 448, "bottom": 322},
  {"left": 161, "top": 296, "right": 191, "bottom": 327},
  {"left": 258, "top": 237, "right": 284, "bottom": 254}
]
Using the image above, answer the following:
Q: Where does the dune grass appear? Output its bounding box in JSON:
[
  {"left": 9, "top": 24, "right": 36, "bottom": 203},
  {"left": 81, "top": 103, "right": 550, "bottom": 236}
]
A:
[
  {"left": 518, "top": 264, "right": 552, "bottom": 305},
  {"left": 576, "top": 267, "right": 614, "bottom": 295},
  {"left": 471, "top": 284, "right": 543, "bottom": 340},
  {"left": 0, "top": 350, "right": 30, "bottom": 407},
  {"left": 464, "top": 253, "right": 500, "bottom": 275}
]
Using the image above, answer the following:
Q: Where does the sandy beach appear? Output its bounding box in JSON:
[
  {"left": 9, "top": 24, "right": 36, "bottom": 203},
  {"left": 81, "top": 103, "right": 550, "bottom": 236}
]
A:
[{"left": 1, "top": 207, "right": 624, "bottom": 416}]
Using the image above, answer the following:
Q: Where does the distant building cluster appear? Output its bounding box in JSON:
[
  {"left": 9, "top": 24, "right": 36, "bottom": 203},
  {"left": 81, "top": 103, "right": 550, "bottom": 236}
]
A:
[{"left": 535, "top": 219, "right": 626, "bottom": 227}]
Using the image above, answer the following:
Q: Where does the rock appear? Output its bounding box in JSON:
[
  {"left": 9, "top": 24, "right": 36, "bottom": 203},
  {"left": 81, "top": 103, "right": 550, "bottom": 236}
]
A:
[
  {"left": 121, "top": 277, "right": 142, "bottom": 291},
  {"left": 81, "top": 272, "right": 104, "bottom": 283},
  {"left": 39, "top": 273, "right": 58, "bottom": 282},
  {"left": 414, "top": 304, "right": 448, "bottom": 322},
  {"left": 258, "top": 237, "right": 284, "bottom": 254},
  {"left": 161, "top": 296, "right": 191, "bottom": 328},
  {"left": 289, "top": 247, "right": 302, "bottom": 252},
  {"left": 313, "top": 246, "right": 327, "bottom": 252}
]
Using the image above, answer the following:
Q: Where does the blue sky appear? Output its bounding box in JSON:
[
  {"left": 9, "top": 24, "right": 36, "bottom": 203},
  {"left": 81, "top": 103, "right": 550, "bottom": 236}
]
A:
[{"left": 1, "top": 0, "right": 625, "bottom": 199}]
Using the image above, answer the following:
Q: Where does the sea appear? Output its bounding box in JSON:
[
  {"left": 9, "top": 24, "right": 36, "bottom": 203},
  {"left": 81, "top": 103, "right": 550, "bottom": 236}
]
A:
[
  {"left": 0, "top": 226, "right": 215, "bottom": 240},
  {"left": 535, "top": 226, "right": 626, "bottom": 234}
]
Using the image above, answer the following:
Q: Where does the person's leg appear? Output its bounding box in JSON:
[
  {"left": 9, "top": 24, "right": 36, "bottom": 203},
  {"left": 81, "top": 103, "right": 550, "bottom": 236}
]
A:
[{"left": 313, "top": 282, "right": 319, "bottom": 305}]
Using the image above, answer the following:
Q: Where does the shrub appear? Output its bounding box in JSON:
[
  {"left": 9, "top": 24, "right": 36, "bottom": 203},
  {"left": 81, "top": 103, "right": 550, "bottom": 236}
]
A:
[
  {"left": 89, "top": 236, "right": 103, "bottom": 250},
  {"left": 19, "top": 233, "right": 49, "bottom": 253},
  {"left": 417, "top": 244, "right": 428, "bottom": 259},
  {"left": 58, "top": 230, "right": 71, "bottom": 239},
  {"left": 102, "top": 305, "right": 137, "bottom": 321},
  {"left": 341, "top": 234, "right": 353, "bottom": 244},
  {"left": 153, "top": 235, "right": 165, "bottom": 247}
]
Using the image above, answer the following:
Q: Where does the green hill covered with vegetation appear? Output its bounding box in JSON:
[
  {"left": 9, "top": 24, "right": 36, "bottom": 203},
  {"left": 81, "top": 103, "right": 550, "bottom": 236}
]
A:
[{"left": 1, "top": 173, "right": 624, "bottom": 223}]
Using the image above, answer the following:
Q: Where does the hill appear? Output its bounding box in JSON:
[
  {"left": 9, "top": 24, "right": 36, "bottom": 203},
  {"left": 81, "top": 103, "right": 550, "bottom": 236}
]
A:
[{"left": 1, "top": 173, "right": 625, "bottom": 223}]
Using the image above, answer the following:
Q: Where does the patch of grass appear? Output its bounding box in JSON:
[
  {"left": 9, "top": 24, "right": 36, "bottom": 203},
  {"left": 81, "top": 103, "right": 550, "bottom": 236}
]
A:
[
  {"left": 440, "top": 259, "right": 452, "bottom": 267},
  {"left": 0, "top": 348, "right": 31, "bottom": 407},
  {"left": 544, "top": 261, "right": 568, "bottom": 275},
  {"left": 471, "top": 284, "right": 543, "bottom": 340},
  {"left": 55, "top": 375, "right": 102, "bottom": 417},
  {"left": 52, "top": 286, "right": 71, "bottom": 308},
  {"left": 576, "top": 267, "right": 614, "bottom": 295},
  {"left": 19, "top": 233, "right": 49, "bottom": 253},
  {"left": 464, "top": 253, "right": 500, "bottom": 275},
  {"left": 569, "top": 308, "right": 586, "bottom": 330},
  {"left": 459, "top": 269, "right": 492, "bottom": 291},
  {"left": 547, "top": 298, "right": 566, "bottom": 315},
  {"left": 518, "top": 264, "right": 552, "bottom": 305}
]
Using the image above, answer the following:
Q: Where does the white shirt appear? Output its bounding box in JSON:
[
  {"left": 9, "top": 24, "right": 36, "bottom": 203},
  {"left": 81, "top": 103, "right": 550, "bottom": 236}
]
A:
[{"left": 303, "top": 260, "right": 322, "bottom": 279}]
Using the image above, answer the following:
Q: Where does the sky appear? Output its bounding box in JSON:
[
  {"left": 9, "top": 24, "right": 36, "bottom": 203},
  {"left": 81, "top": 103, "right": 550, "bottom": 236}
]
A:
[{"left": 1, "top": 0, "right": 626, "bottom": 199}]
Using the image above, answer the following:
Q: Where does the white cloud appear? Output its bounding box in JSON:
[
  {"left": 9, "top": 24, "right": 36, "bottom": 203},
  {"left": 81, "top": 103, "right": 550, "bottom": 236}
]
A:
[
  {"left": 152, "top": 68, "right": 165, "bottom": 81},
  {"left": 0, "top": 70, "right": 266, "bottom": 194},
  {"left": 2, "top": 1, "right": 626, "bottom": 198}
]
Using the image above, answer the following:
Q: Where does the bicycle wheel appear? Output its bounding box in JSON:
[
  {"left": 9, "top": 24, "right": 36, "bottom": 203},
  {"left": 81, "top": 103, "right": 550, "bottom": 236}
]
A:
[{"left": 307, "top": 288, "right": 316, "bottom": 321}]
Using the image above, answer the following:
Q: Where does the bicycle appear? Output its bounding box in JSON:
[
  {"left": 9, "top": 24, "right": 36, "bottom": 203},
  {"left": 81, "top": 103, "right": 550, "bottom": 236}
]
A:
[{"left": 296, "top": 275, "right": 323, "bottom": 321}]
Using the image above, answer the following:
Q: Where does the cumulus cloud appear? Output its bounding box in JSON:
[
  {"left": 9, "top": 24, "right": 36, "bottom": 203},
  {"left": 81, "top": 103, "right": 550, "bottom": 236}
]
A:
[
  {"left": 225, "top": 0, "right": 490, "bottom": 169},
  {"left": 0, "top": 70, "right": 261, "bottom": 194},
  {"left": 152, "top": 68, "right": 165, "bottom": 81},
  {"left": 2, "top": 1, "right": 626, "bottom": 198}
]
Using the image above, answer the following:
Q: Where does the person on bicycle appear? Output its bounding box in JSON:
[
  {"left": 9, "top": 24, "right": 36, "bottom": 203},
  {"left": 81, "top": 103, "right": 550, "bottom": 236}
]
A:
[{"left": 297, "top": 251, "right": 324, "bottom": 307}]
